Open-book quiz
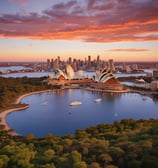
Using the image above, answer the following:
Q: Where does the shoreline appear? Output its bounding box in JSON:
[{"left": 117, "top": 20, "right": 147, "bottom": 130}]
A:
[
  {"left": 0, "top": 89, "right": 52, "bottom": 136},
  {"left": 0, "top": 88, "right": 157, "bottom": 136},
  {"left": 81, "top": 87, "right": 131, "bottom": 93},
  {"left": 0, "top": 105, "right": 29, "bottom": 135},
  {"left": 14, "top": 90, "right": 52, "bottom": 104}
]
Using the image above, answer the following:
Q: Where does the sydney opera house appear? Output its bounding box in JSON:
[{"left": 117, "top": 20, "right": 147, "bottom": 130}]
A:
[
  {"left": 92, "top": 68, "right": 115, "bottom": 83},
  {"left": 48, "top": 65, "right": 124, "bottom": 91},
  {"left": 48, "top": 64, "right": 84, "bottom": 80}
]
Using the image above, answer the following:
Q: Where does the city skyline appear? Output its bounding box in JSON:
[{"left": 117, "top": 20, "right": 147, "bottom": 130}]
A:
[{"left": 0, "top": 0, "right": 158, "bottom": 62}]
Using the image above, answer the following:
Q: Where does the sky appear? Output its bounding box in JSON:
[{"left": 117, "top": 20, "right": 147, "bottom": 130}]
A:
[{"left": 0, "top": 0, "right": 158, "bottom": 62}]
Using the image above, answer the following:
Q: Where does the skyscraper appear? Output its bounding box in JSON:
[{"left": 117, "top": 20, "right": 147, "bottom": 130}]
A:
[
  {"left": 47, "top": 59, "right": 51, "bottom": 70},
  {"left": 97, "top": 55, "right": 100, "bottom": 64},
  {"left": 87, "top": 55, "right": 91, "bottom": 68},
  {"left": 68, "top": 57, "right": 72, "bottom": 65},
  {"left": 108, "top": 59, "right": 115, "bottom": 71}
]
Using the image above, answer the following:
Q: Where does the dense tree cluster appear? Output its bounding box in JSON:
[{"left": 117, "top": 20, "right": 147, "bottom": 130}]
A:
[
  {"left": 0, "top": 77, "right": 57, "bottom": 109},
  {"left": 0, "top": 119, "right": 158, "bottom": 168}
]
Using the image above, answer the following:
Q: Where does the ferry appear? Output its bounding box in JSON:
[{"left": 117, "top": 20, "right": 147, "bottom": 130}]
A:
[
  {"left": 94, "top": 98, "right": 102, "bottom": 102},
  {"left": 69, "top": 101, "right": 82, "bottom": 106}
]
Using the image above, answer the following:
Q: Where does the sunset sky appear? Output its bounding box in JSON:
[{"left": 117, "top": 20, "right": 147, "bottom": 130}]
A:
[{"left": 0, "top": 0, "right": 158, "bottom": 62}]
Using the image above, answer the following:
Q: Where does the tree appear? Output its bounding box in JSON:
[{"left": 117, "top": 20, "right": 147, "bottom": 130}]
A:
[
  {"left": 89, "top": 139, "right": 109, "bottom": 156},
  {"left": 60, "top": 139, "right": 72, "bottom": 152},
  {"left": 43, "top": 149, "right": 55, "bottom": 162},
  {"left": 2, "top": 143, "right": 36, "bottom": 168},
  {"left": 106, "top": 165, "right": 118, "bottom": 168},
  {"left": 109, "top": 147, "right": 125, "bottom": 161},
  {"left": 53, "top": 145, "right": 63, "bottom": 154},
  {"left": 98, "top": 153, "right": 112, "bottom": 167},
  {"left": 25, "top": 134, "right": 35, "bottom": 141},
  {"left": 126, "top": 160, "right": 141, "bottom": 168},
  {"left": 88, "top": 162, "right": 101, "bottom": 168},
  {"left": 141, "top": 158, "right": 158, "bottom": 168},
  {"left": 41, "top": 163, "right": 56, "bottom": 168},
  {"left": 0, "top": 124, "right": 5, "bottom": 131},
  {"left": 75, "top": 129, "right": 90, "bottom": 139},
  {"left": 0, "top": 155, "right": 9, "bottom": 168},
  {"left": 73, "top": 161, "right": 87, "bottom": 168},
  {"left": 68, "top": 150, "right": 82, "bottom": 165}
]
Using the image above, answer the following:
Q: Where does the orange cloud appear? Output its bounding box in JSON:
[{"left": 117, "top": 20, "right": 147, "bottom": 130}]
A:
[
  {"left": 1, "top": 0, "right": 158, "bottom": 42},
  {"left": 106, "top": 49, "right": 150, "bottom": 52}
]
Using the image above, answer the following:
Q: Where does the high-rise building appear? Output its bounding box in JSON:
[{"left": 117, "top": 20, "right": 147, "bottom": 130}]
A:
[
  {"left": 122, "top": 63, "right": 126, "bottom": 71},
  {"left": 153, "top": 70, "right": 158, "bottom": 77},
  {"left": 68, "top": 57, "right": 72, "bottom": 65},
  {"left": 47, "top": 59, "right": 51, "bottom": 70},
  {"left": 46, "top": 56, "right": 117, "bottom": 72},
  {"left": 132, "top": 64, "right": 138, "bottom": 70},
  {"left": 57, "top": 56, "right": 60, "bottom": 62},
  {"left": 125, "top": 65, "right": 132, "bottom": 73},
  {"left": 97, "top": 55, "right": 100, "bottom": 64},
  {"left": 108, "top": 59, "right": 115, "bottom": 71},
  {"left": 72, "top": 59, "right": 77, "bottom": 71},
  {"left": 151, "top": 81, "right": 158, "bottom": 91},
  {"left": 53, "top": 59, "right": 59, "bottom": 71},
  {"left": 87, "top": 55, "right": 91, "bottom": 68},
  {"left": 51, "top": 59, "right": 54, "bottom": 70}
]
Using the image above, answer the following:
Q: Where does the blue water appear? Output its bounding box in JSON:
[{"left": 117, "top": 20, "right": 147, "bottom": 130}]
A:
[
  {"left": 121, "top": 81, "right": 135, "bottom": 86},
  {"left": 0, "top": 66, "right": 150, "bottom": 78},
  {"left": 115, "top": 73, "right": 146, "bottom": 78},
  {"left": 2, "top": 71, "right": 146, "bottom": 78},
  {"left": 6, "top": 89, "right": 158, "bottom": 137},
  {"left": 0, "top": 66, "right": 31, "bottom": 72},
  {"left": 2, "top": 72, "right": 51, "bottom": 78}
]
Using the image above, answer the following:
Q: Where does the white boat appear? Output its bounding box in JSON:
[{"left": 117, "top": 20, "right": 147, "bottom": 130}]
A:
[
  {"left": 142, "top": 96, "right": 147, "bottom": 101},
  {"left": 94, "top": 98, "right": 102, "bottom": 102},
  {"left": 69, "top": 101, "right": 82, "bottom": 106},
  {"left": 41, "top": 101, "right": 48, "bottom": 106}
]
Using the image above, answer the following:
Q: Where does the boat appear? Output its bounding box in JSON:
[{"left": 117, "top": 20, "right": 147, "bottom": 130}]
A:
[
  {"left": 94, "top": 98, "right": 102, "bottom": 102},
  {"left": 142, "top": 96, "right": 147, "bottom": 101},
  {"left": 69, "top": 101, "right": 82, "bottom": 106},
  {"left": 41, "top": 101, "right": 48, "bottom": 106}
]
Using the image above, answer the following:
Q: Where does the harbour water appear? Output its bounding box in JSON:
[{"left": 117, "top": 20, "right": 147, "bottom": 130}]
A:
[
  {"left": 0, "top": 66, "right": 31, "bottom": 72},
  {"left": 0, "top": 66, "right": 152, "bottom": 78},
  {"left": 6, "top": 89, "right": 158, "bottom": 137},
  {"left": 1, "top": 72, "right": 51, "bottom": 78},
  {"left": 1, "top": 71, "right": 146, "bottom": 78}
]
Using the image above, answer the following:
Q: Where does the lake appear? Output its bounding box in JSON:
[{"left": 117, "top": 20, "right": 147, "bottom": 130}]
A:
[{"left": 6, "top": 89, "right": 158, "bottom": 137}]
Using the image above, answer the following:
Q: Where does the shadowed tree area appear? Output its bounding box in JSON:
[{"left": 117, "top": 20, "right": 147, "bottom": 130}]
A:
[
  {"left": 0, "top": 77, "right": 59, "bottom": 109},
  {"left": 0, "top": 119, "right": 158, "bottom": 168}
]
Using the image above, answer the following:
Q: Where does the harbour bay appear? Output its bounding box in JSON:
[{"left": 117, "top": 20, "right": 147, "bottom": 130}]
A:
[{"left": 6, "top": 89, "right": 158, "bottom": 137}]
